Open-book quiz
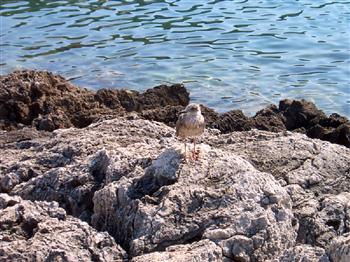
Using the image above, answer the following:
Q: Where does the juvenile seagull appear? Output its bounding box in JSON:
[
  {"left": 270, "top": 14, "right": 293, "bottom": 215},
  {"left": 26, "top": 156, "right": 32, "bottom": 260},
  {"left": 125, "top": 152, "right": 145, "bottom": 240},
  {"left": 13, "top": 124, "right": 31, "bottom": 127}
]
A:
[{"left": 176, "top": 103, "right": 205, "bottom": 161}]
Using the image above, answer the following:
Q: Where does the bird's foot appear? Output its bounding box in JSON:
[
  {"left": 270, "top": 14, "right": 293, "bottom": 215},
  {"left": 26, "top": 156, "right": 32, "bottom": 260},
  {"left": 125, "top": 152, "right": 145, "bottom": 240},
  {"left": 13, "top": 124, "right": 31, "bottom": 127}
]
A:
[
  {"left": 180, "top": 150, "right": 200, "bottom": 164},
  {"left": 191, "top": 149, "right": 201, "bottom": 161},
  {"left": 180, "top": 152, "right": 189, "bottom": 163}
]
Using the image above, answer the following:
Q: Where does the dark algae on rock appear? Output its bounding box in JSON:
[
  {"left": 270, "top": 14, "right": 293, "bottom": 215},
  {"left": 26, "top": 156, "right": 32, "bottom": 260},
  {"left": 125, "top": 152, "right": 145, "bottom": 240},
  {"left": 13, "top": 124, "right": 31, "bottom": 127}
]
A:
[
  {"left": 0, "top": 70, "right": 188, "bottom": 131},
  {"left": 203, "top": 101, "right": 350, "bottom": 148},
  {"left": 1, "top": 70, "right": 349, "bottom": 148}
]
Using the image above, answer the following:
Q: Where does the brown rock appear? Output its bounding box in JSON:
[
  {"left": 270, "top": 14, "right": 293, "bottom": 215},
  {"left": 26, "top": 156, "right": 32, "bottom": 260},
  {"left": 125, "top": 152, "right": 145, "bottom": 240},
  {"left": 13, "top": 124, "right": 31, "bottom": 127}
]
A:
[
  {"left": 116, "top": 89, "right": 140, "bottom": 112},
  {"left": 0, "top": 70, "right": 104, "bottom": 130},
  {"left": 252, "top": 104, "right": 286, "bottom": 132},
  {"left": 140, "top": 84, "right": 189, "bottom": 110},
  {"left": 0, "top": 70, "right": 189, "bottom": 131},
  {"left": 95, "top": 89, "right": 121, "bottom": 109},
  {"left": 200, "top": 105, "right": 220, "bottom": 127},
  {"left": 1, "top": 70, "right": 349, "bottom": 148},
  {"left": 212, "top": 110, "right": 253, "bottom": 133},
  {"left": 328, "top": 123, "right": 350, "bottom": 147},
  {"left": 307, "top": 123, "right": 350, "bottom": 148},
  {"left": 140, "top": 105, "right": 184, "bottom": 127},
  {"left": 320, "top": 113, "right": 349, "bottom": 128},
  {"left": 279, "top": 99, "right": 327, "bottom": 130}
]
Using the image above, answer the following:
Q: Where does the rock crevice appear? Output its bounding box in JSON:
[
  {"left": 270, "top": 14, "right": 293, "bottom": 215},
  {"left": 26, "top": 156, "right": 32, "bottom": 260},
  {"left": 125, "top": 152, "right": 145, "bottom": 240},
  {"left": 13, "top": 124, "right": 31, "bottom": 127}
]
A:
[
  {"left": 1, "top": 70, "right": 350, "bottom": 261},
  {"left": 0, "top": 117, "right": 349, "bottom": 261}
]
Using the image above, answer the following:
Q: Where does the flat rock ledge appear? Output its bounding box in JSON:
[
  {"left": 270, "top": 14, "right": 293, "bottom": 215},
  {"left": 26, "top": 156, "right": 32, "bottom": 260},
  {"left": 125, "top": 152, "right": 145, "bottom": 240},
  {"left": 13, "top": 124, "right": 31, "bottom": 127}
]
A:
[{"left": 0, "top": 116, "right": 349, "bottom": 261}]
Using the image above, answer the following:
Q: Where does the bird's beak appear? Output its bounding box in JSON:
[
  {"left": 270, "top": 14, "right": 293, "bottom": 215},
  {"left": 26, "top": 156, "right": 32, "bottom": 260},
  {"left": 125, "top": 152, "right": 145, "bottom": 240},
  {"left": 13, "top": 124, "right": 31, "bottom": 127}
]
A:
[{"left": 179, "top": 109, "right": 187, "bottom": 114}]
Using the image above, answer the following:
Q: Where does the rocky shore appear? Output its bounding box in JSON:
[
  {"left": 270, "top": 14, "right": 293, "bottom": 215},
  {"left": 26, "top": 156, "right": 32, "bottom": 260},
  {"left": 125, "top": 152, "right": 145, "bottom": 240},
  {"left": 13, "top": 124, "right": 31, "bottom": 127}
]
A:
[
  {"left": 0, "top": 70, "right": 349, "bottom": 261},
  {"left": 1, "top": 70, "right": 349, "bottom": 148}
]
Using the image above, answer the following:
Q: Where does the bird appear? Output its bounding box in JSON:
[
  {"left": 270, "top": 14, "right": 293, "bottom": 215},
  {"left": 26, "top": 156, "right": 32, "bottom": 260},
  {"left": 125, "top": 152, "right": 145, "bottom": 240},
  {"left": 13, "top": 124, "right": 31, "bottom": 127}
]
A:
[{"left": 175, "top": 103, "right": 205, "bottom": 161}]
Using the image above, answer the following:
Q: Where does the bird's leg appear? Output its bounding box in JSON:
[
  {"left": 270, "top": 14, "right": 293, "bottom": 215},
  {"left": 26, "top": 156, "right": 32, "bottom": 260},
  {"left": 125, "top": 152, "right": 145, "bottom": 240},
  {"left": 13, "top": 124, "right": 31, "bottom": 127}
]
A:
[
  {"left": 192, "top": 138, "right": 201, "bottom": 160},
  {"left": 193, "top": 138, "right": 196, "bottom": 157},
  {"left": 191, "top": 138, "right": 196, "bottom": 160},
  {"left": 183, "top": 141, "right": 188, "bottom": 163}
]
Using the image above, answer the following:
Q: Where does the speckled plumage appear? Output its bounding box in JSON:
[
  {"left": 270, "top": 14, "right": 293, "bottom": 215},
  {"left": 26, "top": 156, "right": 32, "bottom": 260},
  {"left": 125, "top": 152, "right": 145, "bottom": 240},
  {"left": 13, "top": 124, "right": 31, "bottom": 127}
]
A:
[
  {"left": 175, "top": 104, "right": 205, "bottom": 161},
  {"left": 176, "top": 104, "right": 205, "bottom": 139}
]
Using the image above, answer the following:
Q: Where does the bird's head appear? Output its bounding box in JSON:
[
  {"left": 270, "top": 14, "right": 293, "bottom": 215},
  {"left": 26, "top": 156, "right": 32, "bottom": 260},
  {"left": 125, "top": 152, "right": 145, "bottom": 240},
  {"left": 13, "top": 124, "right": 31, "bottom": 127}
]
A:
[{"left": 182, "top": 103, "right": 201, "bottom": 114}]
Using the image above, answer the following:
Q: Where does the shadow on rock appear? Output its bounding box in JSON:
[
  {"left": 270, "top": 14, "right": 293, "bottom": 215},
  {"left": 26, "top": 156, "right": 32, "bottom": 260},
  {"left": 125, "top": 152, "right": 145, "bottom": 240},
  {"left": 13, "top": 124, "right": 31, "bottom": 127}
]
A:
[
  {"left": 1, "top": 117, "right": 349, "bottom": 261},
  {"left": 92, "top": 141, "right": 297, "bottom": 260},
  {"left": 0, "top": 194, "right": 127, "bottom": 261},
  {"left": 129, "top": 148, "right": 181, "bottom": 199}
]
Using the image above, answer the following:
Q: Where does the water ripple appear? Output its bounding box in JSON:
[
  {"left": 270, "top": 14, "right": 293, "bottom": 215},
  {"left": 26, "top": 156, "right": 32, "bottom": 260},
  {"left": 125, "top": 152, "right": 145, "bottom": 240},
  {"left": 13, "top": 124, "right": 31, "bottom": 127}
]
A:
[
  {"left": 279, "top": 10, "right": 304, "bottom": 20},
  {"left": 1, "top": 0, "right": 349, "bottom": 117}
]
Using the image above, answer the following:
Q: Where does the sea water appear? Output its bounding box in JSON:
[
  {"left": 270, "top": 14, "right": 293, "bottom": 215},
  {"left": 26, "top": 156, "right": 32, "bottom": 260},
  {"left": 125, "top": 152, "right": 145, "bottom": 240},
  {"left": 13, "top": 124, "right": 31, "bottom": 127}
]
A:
[{"left": 1, "top": 0, "right": 349, "bottom": 116}]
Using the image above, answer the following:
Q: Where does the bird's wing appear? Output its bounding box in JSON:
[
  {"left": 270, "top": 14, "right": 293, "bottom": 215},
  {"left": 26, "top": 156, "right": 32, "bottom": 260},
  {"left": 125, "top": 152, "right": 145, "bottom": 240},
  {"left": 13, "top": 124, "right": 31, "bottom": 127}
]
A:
[
  {"left": 197, "top": 114, "right": 205, "bottom": 131},
  {"left": 175, "top": 113, "right": 186, "bottom": 136},
  {"left": 199, "top": 118, "right": 205, "bottom": 131}
]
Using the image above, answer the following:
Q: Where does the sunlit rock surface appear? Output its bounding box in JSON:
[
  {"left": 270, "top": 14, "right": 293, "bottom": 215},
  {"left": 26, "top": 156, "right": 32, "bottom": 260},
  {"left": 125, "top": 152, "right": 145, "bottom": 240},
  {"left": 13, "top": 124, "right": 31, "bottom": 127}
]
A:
[
  {"left": 0, "top": 116, "right": 349, "bottom": 261},
  {"left": 0, "top": 193, "right": 127, "bottom": 261}
]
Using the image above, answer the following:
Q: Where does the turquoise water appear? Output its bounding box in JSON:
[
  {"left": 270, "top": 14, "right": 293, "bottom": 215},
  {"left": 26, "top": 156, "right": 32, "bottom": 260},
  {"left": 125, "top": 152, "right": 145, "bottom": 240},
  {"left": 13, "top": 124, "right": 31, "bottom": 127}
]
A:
[{"left": 1, "top": 0, "right": 349, "bottom": 117}]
